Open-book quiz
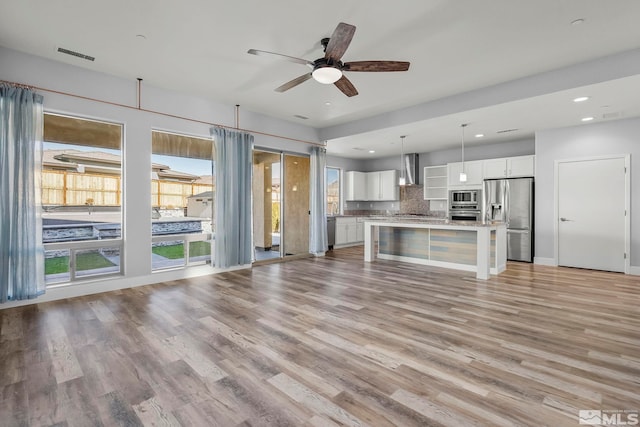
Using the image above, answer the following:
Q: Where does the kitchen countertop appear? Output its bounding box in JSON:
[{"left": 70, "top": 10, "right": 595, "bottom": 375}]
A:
[
  {"left": 328, "top": 214, "right": 447, "bottom": 220},
  {"left": 364, "top": 217, "right": 504, "bottom": 227}
]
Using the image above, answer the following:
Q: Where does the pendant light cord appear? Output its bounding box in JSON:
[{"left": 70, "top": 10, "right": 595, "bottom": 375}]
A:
[
  {"left": 400, "top": 135, "right": 406, "bottom": 183},
  {"left": 461, "top": 124, "right": 467, "bottom": 172}
]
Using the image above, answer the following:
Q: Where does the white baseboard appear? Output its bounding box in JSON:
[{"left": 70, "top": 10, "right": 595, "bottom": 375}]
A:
[
  {"left": 629, "top": 266, "right": 640, "bottom": 276},
  {"left": 534, "top": 257, "right": 557, "bottom": 266},
  {"left": 0, "top": 263, "right": 250, "bottom": 310}
]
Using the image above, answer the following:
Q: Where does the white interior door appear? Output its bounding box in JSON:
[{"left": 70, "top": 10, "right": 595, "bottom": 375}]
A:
[{"left": 558, "top": 157, "right": 626, "bottom": 272}]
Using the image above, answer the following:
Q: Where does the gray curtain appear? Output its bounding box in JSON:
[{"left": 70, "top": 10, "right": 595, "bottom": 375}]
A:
[
  {"left": 211, "top": 127, "right": 253, "bottom": 268},
  {"left": 0, "top": 84, "right": 45, "bottom": 302},
  {"left": 309, "top": 146, "right": 328, "bottom": 255}
]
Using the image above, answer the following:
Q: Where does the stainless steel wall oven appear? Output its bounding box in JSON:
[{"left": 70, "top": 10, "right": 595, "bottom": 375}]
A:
[{"left": 449, "top": 189, "right": 482, "bottom": 221}]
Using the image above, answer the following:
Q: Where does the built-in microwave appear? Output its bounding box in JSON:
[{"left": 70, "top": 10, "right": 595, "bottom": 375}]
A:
[{"left": 449, "top": 189, "right": 480, "bottom": 206}]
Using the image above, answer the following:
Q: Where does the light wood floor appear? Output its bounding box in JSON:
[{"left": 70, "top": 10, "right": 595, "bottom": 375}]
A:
[{"left": 1, "top": 247, "right": 639, "bottom": 426}]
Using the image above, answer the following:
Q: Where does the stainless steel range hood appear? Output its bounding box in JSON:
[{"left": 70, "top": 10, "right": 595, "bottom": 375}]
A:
[{"left": 403, "top": 153, "right": 420, "bottom": 185}]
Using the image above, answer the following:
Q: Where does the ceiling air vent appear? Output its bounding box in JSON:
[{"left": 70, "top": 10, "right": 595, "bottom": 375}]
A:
[
  {"left": 57, "top": 47, "right": 95, "bottom": 62},
  {"left": 496, "top": 128, "right": 519, "bottom": 134},
  {"left": 602, "top": 111, "right": 623, "bottom": 120}
]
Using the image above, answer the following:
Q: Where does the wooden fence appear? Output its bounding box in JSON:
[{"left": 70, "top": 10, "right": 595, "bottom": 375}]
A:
[{"left": 42, "top": 170, "right": 213, "bottom": 208}]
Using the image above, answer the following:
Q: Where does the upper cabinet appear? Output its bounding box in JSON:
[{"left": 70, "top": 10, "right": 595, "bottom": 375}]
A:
[
  {"left": 345, "top": 170, "right": 398, "bottom": 201},
  {"left": 344, "top": 171, "right": 367, "bottom": 201},
  {"left": 380, "top": 170, "right": 399, "bottom": 200},
  {"left": 366, "top": 171, "right": 381, "bottom": 201},
  {"left": 483, "top": 155, "right": 535, "bottom": 179},
  {"left": 369, "top": 170, "right": 399, "bottom": 201},
  {"left": 448, "top": 160, "right": 483, "bottom": 187},
  {"left": 423, "top": 165, "right": 448, "bottom": 200},
  {"left": 508, "top": 155, "right": 535, "bottom": 177}
]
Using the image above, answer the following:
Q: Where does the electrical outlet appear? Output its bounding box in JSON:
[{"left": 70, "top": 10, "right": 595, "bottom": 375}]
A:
[
  {"left": 391, "top": 203, "right": 394, "bottom": 208},
  {"left": 356, "top": 203, "right": 359, "bottom": 208},
  {"left": 370, "top": 203, "right": 373, "bottom": 208}
]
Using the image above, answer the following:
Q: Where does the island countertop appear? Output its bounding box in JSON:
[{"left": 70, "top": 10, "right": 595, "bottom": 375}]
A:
[
  {"left": 363, "top": 217, "right": 504, "bottom": 227},
  {"left": 363, "top": 219, "right": 507, "bottom": 280}
]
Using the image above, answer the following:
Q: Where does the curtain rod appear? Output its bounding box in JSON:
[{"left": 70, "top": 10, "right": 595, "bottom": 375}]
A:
[
  {"left": 0, "top": 79, "right": 325, "bottom": 147},
  {"left": 0, "top": 80, "right": 36, "bottom": 90}
]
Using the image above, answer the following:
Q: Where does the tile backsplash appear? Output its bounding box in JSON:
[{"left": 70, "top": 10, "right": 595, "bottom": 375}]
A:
[{"left": 344, "top": 185, "right": 446, "bottom": 217}]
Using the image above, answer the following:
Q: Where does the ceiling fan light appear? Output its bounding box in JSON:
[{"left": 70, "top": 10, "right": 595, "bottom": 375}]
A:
[
  {"left": 312, "top": 67, "right": 342, "bottom": 84},
  {"left": 459, "top": 172, "right": 468, "bottom": 182}
]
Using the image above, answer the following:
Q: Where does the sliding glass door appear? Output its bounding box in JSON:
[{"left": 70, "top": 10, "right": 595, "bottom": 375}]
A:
[
  {"left": 282, "top": 154, "right": 309, "bottom": 257},
  {"left": 252, "top": 150, "right": 309, "bottom": 262},
  {"left": 253, "top": 150, "right": 281, "bottom": 261}
]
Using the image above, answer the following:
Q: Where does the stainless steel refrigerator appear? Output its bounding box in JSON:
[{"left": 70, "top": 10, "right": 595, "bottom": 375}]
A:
[{"left": 483, "top": 178, "right": 534, "bottom": 262}]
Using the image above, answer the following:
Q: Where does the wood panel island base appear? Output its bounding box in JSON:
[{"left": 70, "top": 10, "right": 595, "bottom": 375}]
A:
[{"left": 364, "top": 219, "right": 507, "bottom": 280}]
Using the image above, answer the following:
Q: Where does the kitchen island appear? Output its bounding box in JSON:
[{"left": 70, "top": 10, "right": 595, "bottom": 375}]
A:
[{"left": 364, "top": 218, "right": 506, "bottom": 280}]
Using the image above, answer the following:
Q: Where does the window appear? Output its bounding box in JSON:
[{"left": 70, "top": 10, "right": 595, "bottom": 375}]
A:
[
  {"left": 42, "top": 113, "right": 123, "bottom": 284},
  {"left": 151, "top": 131, "right": 214, "bottom": 270},
  {"left": 326, "top": 167, "right": 341, "bottom": 215}
]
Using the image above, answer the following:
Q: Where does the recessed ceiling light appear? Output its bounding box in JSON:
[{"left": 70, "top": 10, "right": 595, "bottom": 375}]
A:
[
  {"left": 136, "top": 34, "right": 147, "bottom": 40},
  {"left": 369, "top": 150, "right": 375, "bottom": 153},
  {"left": 325, "top": 102, "right": 331, "bottom": 106},
  {"left": 475, "top": 134, "right": 484, "bottom": 138},
  {"left": 571, "top": 18, "right": 585, "bottom": 26},
  {"left": 581, "top": 116, "right": 594, "bottom": 122},
  {"left": 573, "top": 96, "right": 590, "bottom": 103}
]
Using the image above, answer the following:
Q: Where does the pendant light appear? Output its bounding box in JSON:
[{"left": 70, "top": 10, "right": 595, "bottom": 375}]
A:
[
  {"left": 398, "top": 135, "right": 406, "bottom": 186},
  {"left": 459, "top": 124, "right": 468, "bottom": 182}
]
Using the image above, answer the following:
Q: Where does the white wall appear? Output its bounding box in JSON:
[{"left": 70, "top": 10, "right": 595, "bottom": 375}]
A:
[
  {"left": 419, "top": 138, "right": 535, "bottom": 169},
  {"left": 535, "top": 117, "right": 639, "bottom": 267},
  {"left": 352, "top": 137, "right": 535, "bottom": 172},
  {"left": 0, "top": 46, "right": 321, "bottom": 307},
  {"left": 326, "top": 155, "right": 365, "bottom": 171}
]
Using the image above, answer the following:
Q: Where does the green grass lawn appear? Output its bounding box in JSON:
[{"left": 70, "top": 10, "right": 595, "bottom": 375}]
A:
[
  {"left": 45, "top": 252, "right": 116, "bottom": 275},
  {"left": 152, "top": 243, "right": 184, "bottom": 259},
  {"left": 189, "top": 241, "right": 211, "bottom": 257},
  {"left": 46, "top": 243, "right": 210, "bottom": 274},
  {"left": 152, "top": 241, "right": 211, "bottom": 259}
]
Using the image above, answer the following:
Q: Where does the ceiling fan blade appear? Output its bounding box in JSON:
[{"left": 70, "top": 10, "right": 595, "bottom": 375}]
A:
[
  {"left": 247, "top": 49, "right": 314, "bottom": 68},
  {"left": 324, "top": 22, "right": 356, "bottom": 61},
  {"left": 334, "top": 75, "right": 358, "bottom": 97},
  {"left": 344, "top": 61, "right": 411, "bottom": 72},
  {"left": 275, "top": 73, "right": 313, "bottom": 92}
]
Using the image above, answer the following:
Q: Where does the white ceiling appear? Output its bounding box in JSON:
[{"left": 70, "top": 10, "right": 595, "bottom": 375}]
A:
[{"left": 1, "top": 0, "right": 640, "bottom": 158}]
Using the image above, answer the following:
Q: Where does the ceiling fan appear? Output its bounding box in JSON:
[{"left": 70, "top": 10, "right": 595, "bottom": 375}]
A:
[{"left": 248, "top": 22, "right": 410, "bottom": 97}]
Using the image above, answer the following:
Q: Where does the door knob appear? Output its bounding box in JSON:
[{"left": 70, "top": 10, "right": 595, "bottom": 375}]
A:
[{"left": 560, "top": 217, "right": 572, "bottom": 222}]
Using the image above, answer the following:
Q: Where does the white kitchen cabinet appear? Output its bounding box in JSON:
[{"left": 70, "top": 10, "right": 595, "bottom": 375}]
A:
[
  {"left": 508, "top": 155, "right": 535, "bottom": 177},
  {"left": 379, "top": 170, "right": 399, "bottom": 200},
  {"left": 366, "top": 171, "right": 381, "bottom": 201},
  {"left": 344, "top": 171, "right": 367, "bottom": 201},
  {"left": 367, "top": 170, "right": 398, "bottom": 200},
  {"left": 423, "top": 165, "right": 448, "bottom": 200},
  {"left": 483, "top": 155, "right": 535, "bottom": 179},
  {"left": 482, "top": 158, "right": 508, "bottom": 179},
  {"left": 448, "top": 161, "right": 483, "bottom": 187},
  {"left": 335, "top": 216, "right": 362, "bottom": 247},
  {"left": 345, "top": 170, "right": 398, "bottom": 201},
  {"left": 356, "top": 217, "right": 365, "bottom": 242}
]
